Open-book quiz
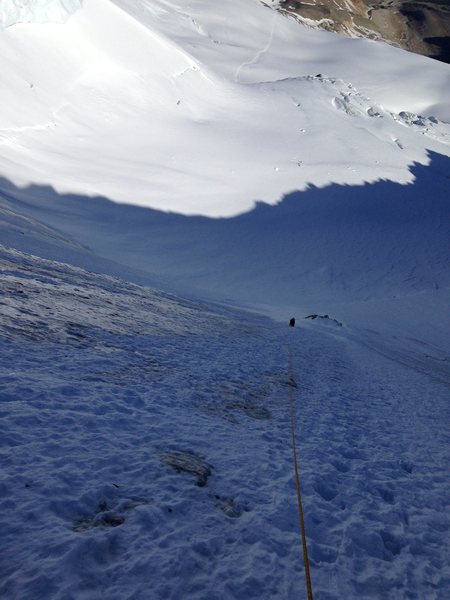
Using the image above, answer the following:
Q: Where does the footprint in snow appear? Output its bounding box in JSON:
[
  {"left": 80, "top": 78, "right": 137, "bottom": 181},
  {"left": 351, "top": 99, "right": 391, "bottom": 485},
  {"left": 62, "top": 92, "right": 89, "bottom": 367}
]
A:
[
  {"left": 377, "top": 486, "right": 395, "bottom": 505},
  {"left": 213, "top": 495, "right": 248, "bottom": 518},
  {"left": 73, "top": 491, "right": 148, "bottom": 532},
  {"left": 225, "top": 399, "right": 271, "bottom": 421},
  {"left": 399, "top": 460, "right": 413, "bottom": 474},
  {"left": 339, "top": 447, "right": 365, "bottom": 460},
  {"left": 331, "top": 459, "right": 350, "bottom": 473},
  {"left": 314, "top": 479, "right": 339, "bottom": 502}
]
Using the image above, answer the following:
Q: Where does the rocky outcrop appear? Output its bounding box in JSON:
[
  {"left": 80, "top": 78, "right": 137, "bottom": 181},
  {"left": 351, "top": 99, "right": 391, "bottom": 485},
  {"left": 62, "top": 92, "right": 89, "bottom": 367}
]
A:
[{"left": 278, "top": 0, "right": 450, "bottom": 63}]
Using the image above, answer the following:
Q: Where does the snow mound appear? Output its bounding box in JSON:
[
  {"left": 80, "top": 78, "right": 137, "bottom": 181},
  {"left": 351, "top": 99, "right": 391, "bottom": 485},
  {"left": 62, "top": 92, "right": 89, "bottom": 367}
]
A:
[{"left": 0, "top": 0, "right": 82, "bottom": 29}]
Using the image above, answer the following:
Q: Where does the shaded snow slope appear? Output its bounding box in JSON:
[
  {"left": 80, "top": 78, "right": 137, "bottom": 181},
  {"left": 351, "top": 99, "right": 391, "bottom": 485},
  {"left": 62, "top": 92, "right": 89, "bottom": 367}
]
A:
[
  {"left": 0, "top": 0, "right": 450, "bottom": 215},
  {"left": 1, "top": 245, "right": 449, "bottom": 599},
  {"left": 0, "top": 0, "right": 82, "bottom": 29},
  {"left": 2, "top": 150, "right": 449, "bottom": 355},
  {"left": 0, "top": 183, "right": 168, "bottom": 289}
]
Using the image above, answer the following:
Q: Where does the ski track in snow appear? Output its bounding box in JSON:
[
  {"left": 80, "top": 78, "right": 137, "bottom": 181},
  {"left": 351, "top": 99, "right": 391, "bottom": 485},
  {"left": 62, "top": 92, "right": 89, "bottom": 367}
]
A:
[
  {"left": 234, "top": 13, "right": 277, "bottom": 84},
  {"left": 1, "top": 245, "right": 449, "bottom": 599}
]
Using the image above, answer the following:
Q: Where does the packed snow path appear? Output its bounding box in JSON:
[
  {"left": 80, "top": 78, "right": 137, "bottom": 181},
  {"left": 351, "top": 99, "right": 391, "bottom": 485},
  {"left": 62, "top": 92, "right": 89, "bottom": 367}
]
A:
[{"left": 1, "top": 245, "right": 449, "bottom": 599}]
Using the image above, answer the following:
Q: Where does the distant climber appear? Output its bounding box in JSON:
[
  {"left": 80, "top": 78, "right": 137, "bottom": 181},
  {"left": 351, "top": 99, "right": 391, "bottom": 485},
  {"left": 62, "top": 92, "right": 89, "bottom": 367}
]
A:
[{"left": 289, "top": 317, "right": 295, "bottom": 327}]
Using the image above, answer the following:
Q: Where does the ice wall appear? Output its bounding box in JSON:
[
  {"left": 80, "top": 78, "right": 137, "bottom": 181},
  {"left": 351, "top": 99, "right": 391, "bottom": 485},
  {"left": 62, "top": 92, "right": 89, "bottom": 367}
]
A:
[{"left": 0, "top": 0, "right": 82, "bottom": 29}]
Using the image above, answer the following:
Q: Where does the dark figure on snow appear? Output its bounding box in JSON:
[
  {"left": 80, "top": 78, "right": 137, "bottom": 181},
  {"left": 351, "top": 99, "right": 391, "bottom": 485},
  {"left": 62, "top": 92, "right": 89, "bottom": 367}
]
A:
[{"left": 289, "top": 317, "right": 295, "bottom": 327}]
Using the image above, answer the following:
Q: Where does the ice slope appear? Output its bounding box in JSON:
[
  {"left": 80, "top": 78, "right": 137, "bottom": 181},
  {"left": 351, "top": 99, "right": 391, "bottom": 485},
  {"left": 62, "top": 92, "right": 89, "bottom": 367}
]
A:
[
  {"left": 0, "top": 0, "right": 450, "bottom": 216},
  {"left": 1, "top": 244, "right": 449, "bottom": 599}
]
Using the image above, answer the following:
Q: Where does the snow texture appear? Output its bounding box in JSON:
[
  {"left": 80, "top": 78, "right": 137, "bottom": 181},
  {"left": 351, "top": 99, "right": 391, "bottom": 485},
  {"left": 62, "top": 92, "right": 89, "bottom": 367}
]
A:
[
  {"left": 1, "top": 244, "right": 449, "bottom": 599},
  {"left": 1, "top": 0, "right": 450, "bottom": 598}
]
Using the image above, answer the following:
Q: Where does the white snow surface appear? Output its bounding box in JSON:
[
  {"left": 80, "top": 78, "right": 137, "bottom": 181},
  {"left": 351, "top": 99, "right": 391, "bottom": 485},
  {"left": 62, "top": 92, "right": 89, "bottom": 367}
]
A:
[
  {"left": 0, "top": 0, "right": 82, "bottom": 28},
  {"left": 0, "top": 0, "right": 450, "bottom": 215},
  {"left": 1, "top": 1, "right": 450, "bottom": 598}
]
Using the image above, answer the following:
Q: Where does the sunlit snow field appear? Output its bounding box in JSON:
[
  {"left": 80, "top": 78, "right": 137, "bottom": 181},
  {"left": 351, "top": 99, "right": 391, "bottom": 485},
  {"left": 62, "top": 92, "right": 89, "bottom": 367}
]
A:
[{"left": 1, "top": 0, "right": 450, "bottom": 216}]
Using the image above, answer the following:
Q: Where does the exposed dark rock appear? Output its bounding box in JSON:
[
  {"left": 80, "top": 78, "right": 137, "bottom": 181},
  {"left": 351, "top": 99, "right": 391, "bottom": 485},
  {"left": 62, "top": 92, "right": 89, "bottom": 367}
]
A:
[
  {"left": 161, "top": 450, "right": 212, "bottom": 487},
  {"left": 305, "top": 314, "right": 343, "bottom": 327},
  {"left": 278, "top": 0, "right": 450, "bottom": 63}
]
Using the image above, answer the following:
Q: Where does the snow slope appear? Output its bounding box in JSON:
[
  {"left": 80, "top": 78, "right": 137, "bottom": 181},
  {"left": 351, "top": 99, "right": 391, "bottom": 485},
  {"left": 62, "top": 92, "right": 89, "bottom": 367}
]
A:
[
  {"left": 0, "top": 0, "right": 450, "bottom": 216},
  {"left": 1, "top": 244, "right": 449, "bottom": 599},
  {"left": 0, "top": 0, "right": 449, "bottom": 343},
  {"left": 1, "top": 2, "right": 450, "bottom": 597}
]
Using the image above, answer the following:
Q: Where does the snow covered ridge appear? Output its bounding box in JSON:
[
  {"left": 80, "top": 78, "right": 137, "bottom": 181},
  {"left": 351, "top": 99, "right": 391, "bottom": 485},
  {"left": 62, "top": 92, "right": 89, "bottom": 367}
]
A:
[{"left": 0, "top": 0, "right": 82, "bottom": 29}]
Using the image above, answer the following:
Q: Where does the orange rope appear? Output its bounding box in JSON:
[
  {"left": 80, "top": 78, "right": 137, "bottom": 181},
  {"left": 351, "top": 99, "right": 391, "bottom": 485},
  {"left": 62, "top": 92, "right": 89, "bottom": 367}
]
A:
[{"left": 288, "top": 345, "right": 314, "bottom": 600}]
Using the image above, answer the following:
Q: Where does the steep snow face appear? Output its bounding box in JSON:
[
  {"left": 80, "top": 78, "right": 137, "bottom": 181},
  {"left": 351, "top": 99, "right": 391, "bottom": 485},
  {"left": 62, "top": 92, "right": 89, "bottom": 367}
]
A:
[
  {"left": 0, "top": 0, "right": 449, "bottom": 216},
  {"left": 0, "top": 0, "right": 82, "bottom": 29}
]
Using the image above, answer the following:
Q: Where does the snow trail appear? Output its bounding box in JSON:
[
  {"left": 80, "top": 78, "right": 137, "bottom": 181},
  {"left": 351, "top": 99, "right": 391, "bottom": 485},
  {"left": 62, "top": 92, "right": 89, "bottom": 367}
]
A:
[
  {"left": 287, "top": 340, "right": 314, "bottom": 600},
  {"left": 234, "top": 13, "right": 277, "bottom": 84}
]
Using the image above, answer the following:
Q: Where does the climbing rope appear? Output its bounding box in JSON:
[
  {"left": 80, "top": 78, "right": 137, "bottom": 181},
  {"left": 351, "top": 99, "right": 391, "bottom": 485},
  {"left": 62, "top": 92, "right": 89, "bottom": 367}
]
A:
[{"left": 288, "top": 344, "right": 314, "bottom": 600}]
